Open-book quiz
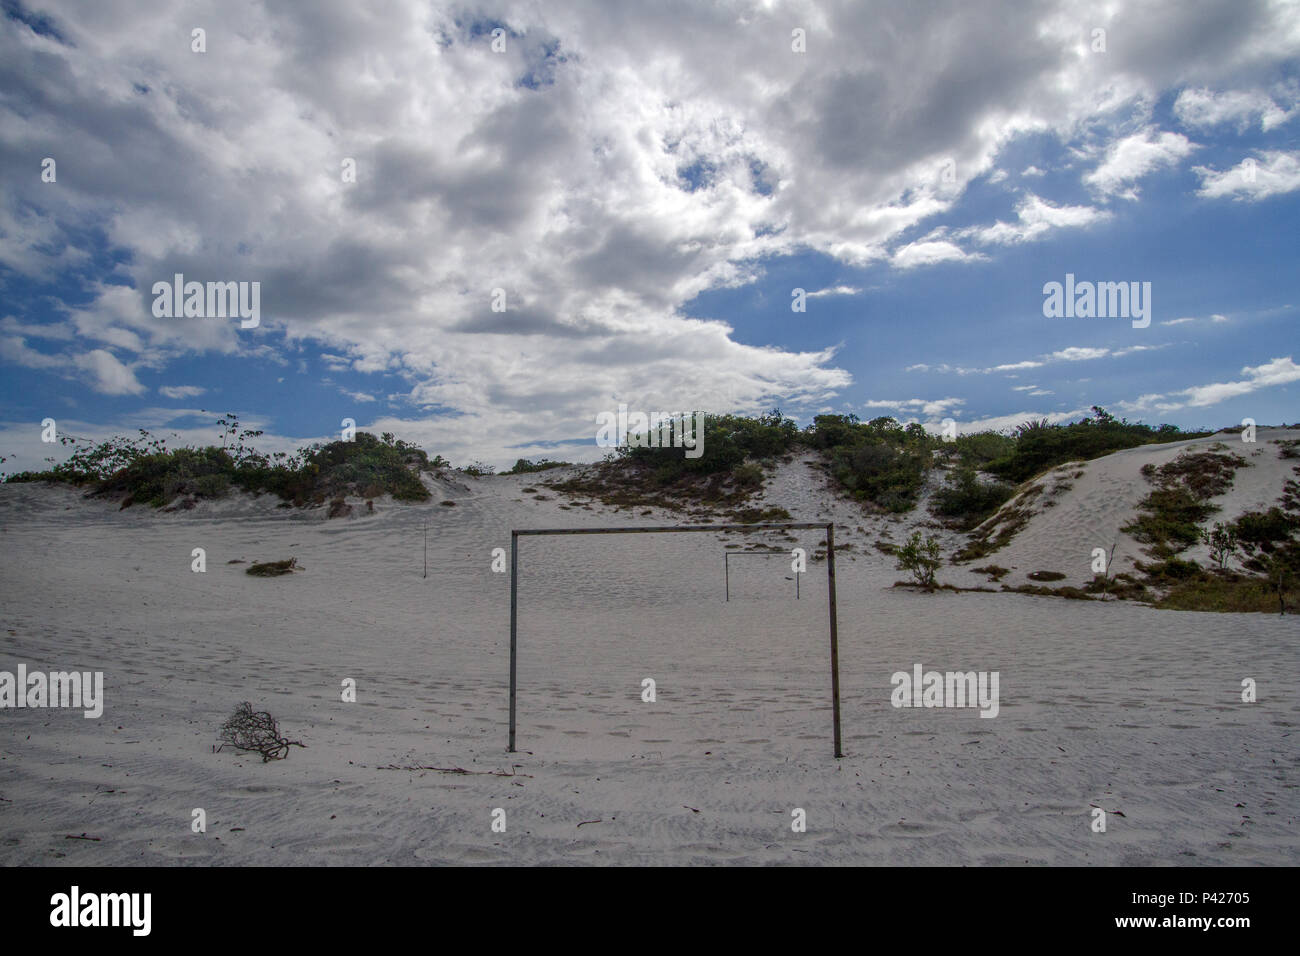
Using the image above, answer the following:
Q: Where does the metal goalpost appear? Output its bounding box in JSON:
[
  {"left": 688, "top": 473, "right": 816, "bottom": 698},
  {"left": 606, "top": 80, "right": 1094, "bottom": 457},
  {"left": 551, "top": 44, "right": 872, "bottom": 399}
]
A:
[{"left": 508, "top": 522, "right": 843, "bottom": 758}]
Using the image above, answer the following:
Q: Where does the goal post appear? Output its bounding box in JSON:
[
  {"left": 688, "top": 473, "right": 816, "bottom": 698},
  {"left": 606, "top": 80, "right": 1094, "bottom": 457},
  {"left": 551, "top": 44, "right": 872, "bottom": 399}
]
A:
[{"left": 508, "top": 522, "right": 843, "bottom": 758}]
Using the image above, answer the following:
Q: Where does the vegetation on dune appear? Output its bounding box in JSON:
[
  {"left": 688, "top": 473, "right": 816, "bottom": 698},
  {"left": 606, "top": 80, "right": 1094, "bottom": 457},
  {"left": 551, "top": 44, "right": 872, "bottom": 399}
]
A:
[
  {"left": 895, "top": 530, "right": 943, "bottom": 589},
  {"left": 983, "top": 407, "right": 1203, "bottom": 484},
  {"left": 7, "top": 405, "right": 1267, "bottom": 604},
  {"left": 503, "top": 458, "right": 571, "bottom": 474},
  {"left": 546, "top": 410, "right": 799, "bottom": 516},
  {"left": 5, "top": 416, "right": 445, "bottom": 509},
  {"left": 1123, "top": 450, "right": 1247, "bottom": 560},
  {"left": 1121, "top": 449, "right": 1300, "bottom": 613},
  {"left": 929, "top": 466, "right": 1016, "bottom": 530}
]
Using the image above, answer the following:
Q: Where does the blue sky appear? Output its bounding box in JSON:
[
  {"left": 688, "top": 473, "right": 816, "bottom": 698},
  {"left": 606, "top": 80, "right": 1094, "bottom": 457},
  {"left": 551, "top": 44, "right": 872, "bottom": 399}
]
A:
[{"left": 1, "top": 0, "right": 1297, "bottom": 473}]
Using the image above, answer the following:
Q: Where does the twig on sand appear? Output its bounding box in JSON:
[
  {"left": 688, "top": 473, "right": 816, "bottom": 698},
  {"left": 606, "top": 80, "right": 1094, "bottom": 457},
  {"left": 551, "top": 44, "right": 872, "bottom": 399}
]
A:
[
  {"left": 576, "top": 819, "right": 601, "bottom": 828},
  {"left": 65, "top": 833, "right": 101, "bottom": 841},
  {"left": 378, "top": 764, "right": 533, "bottom": 778},
  {"left": 216, "top": 702, "right": 305, "bottom": 762}
]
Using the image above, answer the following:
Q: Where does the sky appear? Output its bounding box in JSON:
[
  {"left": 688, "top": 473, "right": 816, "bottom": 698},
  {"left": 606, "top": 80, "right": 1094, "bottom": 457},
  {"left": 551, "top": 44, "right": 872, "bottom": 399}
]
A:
[{"left": 1, "top": 0, "right": 1298, "bottom": 474}]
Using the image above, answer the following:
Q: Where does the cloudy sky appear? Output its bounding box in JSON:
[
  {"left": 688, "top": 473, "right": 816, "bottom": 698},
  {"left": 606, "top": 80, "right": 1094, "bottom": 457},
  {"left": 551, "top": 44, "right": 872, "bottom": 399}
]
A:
[{"left": 1, "top": 0, "right": 1297, "bottom": 472}]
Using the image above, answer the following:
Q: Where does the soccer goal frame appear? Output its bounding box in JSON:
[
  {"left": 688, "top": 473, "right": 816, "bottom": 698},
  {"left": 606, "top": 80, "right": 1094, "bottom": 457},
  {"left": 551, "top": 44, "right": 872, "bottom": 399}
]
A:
[{"left": 508, "top": 522, "right": 843, "bottom": 758}]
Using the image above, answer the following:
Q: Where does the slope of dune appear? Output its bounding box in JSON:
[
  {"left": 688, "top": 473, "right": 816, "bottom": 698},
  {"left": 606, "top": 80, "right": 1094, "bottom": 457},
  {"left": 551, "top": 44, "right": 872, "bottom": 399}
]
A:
[
  {"left": 0, "top": 439, "right": 1296, "bottom": 866},
  {"left": 945, "top": 428, "right": 1300, "bottom": 590}
]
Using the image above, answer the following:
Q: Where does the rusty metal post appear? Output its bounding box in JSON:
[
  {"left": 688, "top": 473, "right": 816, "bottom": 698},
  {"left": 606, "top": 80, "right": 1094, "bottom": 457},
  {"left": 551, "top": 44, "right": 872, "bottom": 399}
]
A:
[
  {"left": 508, "top": 530, "right": 518, "bottom": 753},
  {"left": 825, "top": 522, "right": 843, "bottom": 758}
]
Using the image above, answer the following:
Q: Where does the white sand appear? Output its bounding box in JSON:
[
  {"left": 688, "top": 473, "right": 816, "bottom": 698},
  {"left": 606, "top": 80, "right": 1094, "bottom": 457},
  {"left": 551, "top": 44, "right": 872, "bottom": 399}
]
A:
[{"left": 0, "top": 434, "right": 1296, "bottom": 865}]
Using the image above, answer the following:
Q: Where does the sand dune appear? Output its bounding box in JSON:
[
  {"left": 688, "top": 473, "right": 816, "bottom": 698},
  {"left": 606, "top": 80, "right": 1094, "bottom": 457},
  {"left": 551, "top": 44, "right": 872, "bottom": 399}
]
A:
[{"left": 0, "top": 435, "right": 1296, "bottom": 865}]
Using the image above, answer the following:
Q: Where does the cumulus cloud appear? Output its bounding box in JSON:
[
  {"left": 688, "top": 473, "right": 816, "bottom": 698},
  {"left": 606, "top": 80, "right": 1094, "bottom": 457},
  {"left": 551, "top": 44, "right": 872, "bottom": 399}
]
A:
[
  {"left": 74, "top": 349, "right": 145, "bottom": 396},
  {"left": 1194, "top": 151, "right": 1300, "bottom": 201},
  {"left": 961, "top": 193, "right": 1110, "bottom": 245},
  {"left": 1174, "top": 86, "right": 1298, "bottom": 131},
  {"left": 951, "top": 408, "right": 1091, "bottom": 434},
  {"left": 1121, "top": 356, "right": 1300, "bottom": 411},
  {"left": 862, "top": 397, "right": 965, "bottom": 418},
  {"left": 2, "top": 0, "right": 1297, "bottom": 459},
  {"left": 1083, "top": 129, "right": 1197, "bottom": 200},
  {"left": 0, "top": 334, "right": 144, "bottom": 395},
  {"left": 890, "top": 240, "right": 986, "bottom": 270}
]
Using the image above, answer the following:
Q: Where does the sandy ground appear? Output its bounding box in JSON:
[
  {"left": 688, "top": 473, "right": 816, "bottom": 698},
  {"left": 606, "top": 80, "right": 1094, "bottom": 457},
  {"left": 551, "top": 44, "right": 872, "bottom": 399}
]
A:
[{"left": 0, "top": 433, "right": 1296, "bottom": 865}]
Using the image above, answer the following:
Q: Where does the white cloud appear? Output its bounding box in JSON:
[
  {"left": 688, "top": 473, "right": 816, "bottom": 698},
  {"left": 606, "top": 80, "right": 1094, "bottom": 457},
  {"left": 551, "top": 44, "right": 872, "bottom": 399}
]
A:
[
  {"left": 1174, "top": 87, "right": 1298, "bottom": 132},
  {"left": 987, "top": 360, "right": 1044, "bottom": 372},
  {"left": 950, "top": 407, "right": 1090, "bottom": 434},
  {"left": 806, "top": 285, "right": 862, "bottom": 298},
  {"left": 1112, "top": 344, "right": 1166, "bottom": 357},
  {"left": 1194, "top": 151, "right": 1300, "bottom": 201},
  {"left": 962, "top": 193, "right": 1110, "bottom": 246},
  {"left": 890, "top": 240, "right": 986, "bottom": 270},
  {"left": 1083, "top": 129, "right": 1197, "bottom": 200},
  {"left": 1122, "top": 356, "right": 1300, "bottom": 411},
  {"left": 159, "top": 385, "right": 205, "bottom": 399},
  {"left": 74, "top": 349, "right": 145, "bottom": 396},
  {"left": 863, "top": 397, "right": 965, "bottom": 418},
  {"left": 1049, "top": 347, "right": 1110, "bottom": 362},
  {"left": 0, "top": 335, "right": 145, "bottom": 395}
]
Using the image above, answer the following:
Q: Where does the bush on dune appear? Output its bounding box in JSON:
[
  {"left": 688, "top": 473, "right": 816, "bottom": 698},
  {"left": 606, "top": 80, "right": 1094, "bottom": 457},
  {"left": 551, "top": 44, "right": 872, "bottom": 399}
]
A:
[
  {"left": 805, "top": 414, "right": 934, "bottom": 513},
  {"left": 5, "top": 418, "right": 440, "bottom": 509},
  {"left": 984, "top": 407, "right": 1206, "bottom": 485},
  {"left": 929, "top": 466, "right": 1016, "bottom": 530}
]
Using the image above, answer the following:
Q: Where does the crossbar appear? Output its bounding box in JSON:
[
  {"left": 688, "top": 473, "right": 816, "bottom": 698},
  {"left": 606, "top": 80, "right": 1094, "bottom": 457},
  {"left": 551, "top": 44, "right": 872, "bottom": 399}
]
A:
[{"left": 508, "top": 521, "right": 843, "bottom": 757}]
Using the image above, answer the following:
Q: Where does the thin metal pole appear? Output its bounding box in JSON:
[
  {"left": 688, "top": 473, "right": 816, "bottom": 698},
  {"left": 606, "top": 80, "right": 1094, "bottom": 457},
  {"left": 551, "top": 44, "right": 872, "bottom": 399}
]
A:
[
  {"left": 825, "top": 522, "right": 843, "bottom": 758},
  {"left": 509, "top": 531, "right": 518, "bottom": 753},
  {"left": 725, "top": 553, "right": 729, "bottom": 602},
  {"left": 423, "top": 522, "right": 428, "bottom": 579}
]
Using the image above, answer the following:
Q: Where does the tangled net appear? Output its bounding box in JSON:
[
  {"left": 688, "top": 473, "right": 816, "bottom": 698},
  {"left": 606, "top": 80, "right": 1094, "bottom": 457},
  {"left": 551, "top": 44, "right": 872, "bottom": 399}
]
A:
[{"left": 217, "top": 702, "right": 305, "bottom": 762}]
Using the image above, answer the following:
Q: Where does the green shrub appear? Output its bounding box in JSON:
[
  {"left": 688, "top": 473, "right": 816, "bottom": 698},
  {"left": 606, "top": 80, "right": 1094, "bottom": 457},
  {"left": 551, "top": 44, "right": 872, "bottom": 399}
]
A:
[
  {"left": 986, "top": 407, "right": 1205, "bottom": 484},
  {"left": 1122, "top": 451, "right": 1247, "bottom": 558},
  {"left": 930, "top": 467, "right": 1016, "bottom": 530},
  {"left": 504, "top": 458, "right": 571, "bottom": 474},
  {"left": 895, "top": 530, "right": 942, "bottom": 589},
  {"left": 6, "top": 422, "right": 438, "bottom": 508}
]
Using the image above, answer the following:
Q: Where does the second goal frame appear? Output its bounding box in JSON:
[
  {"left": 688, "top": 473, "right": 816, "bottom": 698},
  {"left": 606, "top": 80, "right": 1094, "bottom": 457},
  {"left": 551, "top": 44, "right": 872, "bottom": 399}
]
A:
[{"left": 509, "top": 522, "right": 843, "bottom": 758}]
